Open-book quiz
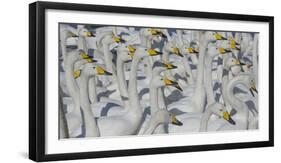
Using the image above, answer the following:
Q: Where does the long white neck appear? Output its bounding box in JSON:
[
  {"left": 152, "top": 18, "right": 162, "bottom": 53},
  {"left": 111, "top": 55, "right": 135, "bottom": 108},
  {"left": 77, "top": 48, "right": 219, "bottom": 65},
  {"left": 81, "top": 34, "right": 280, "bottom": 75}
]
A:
[
  {"left": 192, "top": 32, "right": 207, "bottom": 112},
  {"left": 199, "top": 108, "right": 213, "bottom": 131},
  {"left": 183, "top": 54, "right": 194, "bottom": 84},
  {"left": 162, "top": 48, "right": 169, "bottom": 62},
  {"left": 253, "top": 33, "right": 259, "bottom": 87},
  {"left": 128, "top": 56, "right": 143, "bottom": 117},
  {"left": 65, "top": 54, "right": 80, "bottom": 107},
  {"left": 226, "top": 75, "right": 249, "bottom": 129},
  {"left": 116, "top": 55, "right": 129, "bottom": 107},
  {"left": 221, "top": 54, "right": 230, "bottom": 104},
  {"left": 78, "top": 36, "right": 87, "bottom": 52},
  {"left": 88, "top": 78, "right": 97, "bottom": 103},
  {"left": 143, "top": 116, "right": 162, "bottom": 135},
  {"left": 79, "top": 73, "right": 100, "bottom": 137},
  {"left": 102, "top": 42, "right": 117, "bottom": 78},
  {"left": 149, "top": 83, "right": 159, "bottom": 116},
  {"left": 204, "top": 55, "right": 215, "bottom": 106},
  {"left": 60, "top": 37, "right": 67, "bottom": 61}
]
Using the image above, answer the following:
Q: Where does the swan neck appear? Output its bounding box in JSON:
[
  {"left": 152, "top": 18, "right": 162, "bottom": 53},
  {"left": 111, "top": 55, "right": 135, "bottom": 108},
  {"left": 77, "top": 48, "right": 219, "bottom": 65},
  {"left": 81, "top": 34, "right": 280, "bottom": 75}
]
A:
[
  {"left": 143, "top": 115, "right": 160, "bottom": 135},
  {"left": 205, "top": 56, "right": 215, "bottom": 105},
  {"left": 103, "top": 43, "right": 116, "bottom": 77},
  {"left": 128, "top": 57, "right": 142, "bottom": 115},
  {"left": 226, "top": 76, "right": 250, "bottom": 128},
  {"left": 117, "top": 56, "right": 129, "bottom": 107},
  {"left": 79, "top": 74, "right": 100, "bottom": 137},
  {"left": 78, "top": 36, "right": 87, "bottom": 52},
  {"left": 150, "top": 83, "right": 159, "bottom": 116},
  {"left": 199, "top": 109, "right": 213, "bottom": 131}
]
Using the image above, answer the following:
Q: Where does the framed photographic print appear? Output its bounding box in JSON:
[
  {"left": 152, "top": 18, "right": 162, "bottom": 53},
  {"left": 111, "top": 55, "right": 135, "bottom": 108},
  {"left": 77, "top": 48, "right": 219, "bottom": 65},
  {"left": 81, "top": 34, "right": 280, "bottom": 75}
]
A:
[{"left": 29, "top": 1, "right": 274, "bottom": 162}]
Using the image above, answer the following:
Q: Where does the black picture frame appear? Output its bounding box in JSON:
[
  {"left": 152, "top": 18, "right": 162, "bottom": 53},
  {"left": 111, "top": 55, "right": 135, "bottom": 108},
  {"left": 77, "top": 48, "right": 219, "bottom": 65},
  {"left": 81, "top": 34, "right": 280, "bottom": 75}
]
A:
[{"left": 29, "top": 1, "right": 274, "bottom": 162}]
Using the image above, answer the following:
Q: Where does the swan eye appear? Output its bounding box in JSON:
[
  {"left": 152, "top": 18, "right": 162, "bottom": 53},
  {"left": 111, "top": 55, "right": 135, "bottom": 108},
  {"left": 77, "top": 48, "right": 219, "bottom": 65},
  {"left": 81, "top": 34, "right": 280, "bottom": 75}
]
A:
[{"left": 219, "top": 109, "right": 223, "bottom": 112}]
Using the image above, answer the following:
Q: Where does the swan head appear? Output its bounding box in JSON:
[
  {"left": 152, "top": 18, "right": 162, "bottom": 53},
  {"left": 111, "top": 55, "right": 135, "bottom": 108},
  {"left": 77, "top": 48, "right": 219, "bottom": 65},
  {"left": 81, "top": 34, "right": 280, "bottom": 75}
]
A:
[
  {"left": 249, "top": 78, "right": 258, "bottom": 97},
  {"left": 152, "top": 61, "right": 177, "bottom": 74},
  {"left": 116, "top": 45, "right": 136, "bottom": 61},
  {"left": 215, "top": 47, "right": 232, "bottom": 54},
  {"left": 134, "top": 47, "right": 162, "bottom": 58},
  {"left": 170, "top": 47, "right": 183, "bottom": 57},
  {"left": 154, "top": 110, "right": 183, "bottom": 126},
  {"left": 205, "top": 31, "right": 228, "bottom": 43},
  {"left": 152, "top": 76, "right": 182, "bottom": 91},
  {"left": 163, "top": 42, "right": 183, "bottom": 57},
  {"left": 147, "top": 28, "right": 167, "bottom": 39},
  {"left": 78, "top": 50, "right": 97, "bottom": 63},
  {"left": 227, "top": 57, "right": 253, "bottom": 75},
  {"left": 78, "top": 28, "right": 95, "bottom": 37},
  {"left": 185, "top": 46, "right": 199, "bottom": 55},
  {"left": 112, "top": 33, "right": 126, "bottom": 43},
  {"left": 209, "top": 103, "right": 236, "bottom": 125},
  {"left": 75, "top": 63, "right": 112, "bottom": 78},
  {"left": 229, "top": 38, "right": 241, "bottom": 50}
]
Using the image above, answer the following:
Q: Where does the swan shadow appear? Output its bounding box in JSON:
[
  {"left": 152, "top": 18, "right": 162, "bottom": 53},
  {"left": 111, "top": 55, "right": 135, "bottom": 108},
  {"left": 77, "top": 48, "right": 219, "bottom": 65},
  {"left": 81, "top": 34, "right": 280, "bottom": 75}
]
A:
[
  {"left": 245, "top": 100, "right": 258, "bottom": 116},
  {"left": 97, "top": 90, "right": 116, "bottom": 101},
  {"left": 100, "top": 102, "right": 121, "bottom": 117},
  {"left": 233, "top": 86, "right": 248, "bottom": 94},
  {"left": 166, "top": 90, "right": 185, "bottom": 105},
  {"left": 169, "top": 108, "right": 186, "bottom": 116},
  {"left": 139, "top": 88, "right": 149, "bottom": 100}
]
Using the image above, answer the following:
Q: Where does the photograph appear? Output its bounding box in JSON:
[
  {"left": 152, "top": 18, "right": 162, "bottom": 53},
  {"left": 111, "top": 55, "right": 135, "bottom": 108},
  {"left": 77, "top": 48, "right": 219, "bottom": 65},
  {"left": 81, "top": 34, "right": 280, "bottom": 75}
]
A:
[{"left": 58, "top": 23, "right": 259, "bottom": 139}]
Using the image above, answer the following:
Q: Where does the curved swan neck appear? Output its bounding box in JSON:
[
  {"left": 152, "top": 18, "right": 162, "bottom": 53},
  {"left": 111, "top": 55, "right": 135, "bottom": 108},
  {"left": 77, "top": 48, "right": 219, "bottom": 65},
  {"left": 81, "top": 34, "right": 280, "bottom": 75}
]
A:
[
  {"left": 162, "top": 49, "right": 169, "bottom": 62},
  {"left": 79, "top": 73, "right": 100, "bottom": 137},
  {"left": 116, "top": 55, "right": 130, "bottom": 107},
  {"left": 149, "top": 83, "right": 159, "bottom": 116},
  {"left": 128, "top": 56, "right": 142, "bottom": 115},
  {"left": 65, "top": 54, "right": 80, "bottom": 100},
  {"left": 102, "top": 43, "right": 117, "bottom": 78},
  {"left": 182, "top": 54, "right": 194, "bottom": 84},
  {"left": 199, "top": 108, "right": 213, "bottom": 131},
  {"left": 226, "top": 75, "right": 250, "bottom": 129},
  {"left": 205, "top": 55, "right": 215, "bottom": 105},
  {"left": 78, "top": 36, "right": 87, "bottom": 52},
  {"left": 192, "top": 33, "right": 207, "bottom": 112},
  {"left": 143, "top": 117, "right": 161, "bottom": 135},
  {"left": 89, "top": 78, "right": 97, "bottom": 103}
]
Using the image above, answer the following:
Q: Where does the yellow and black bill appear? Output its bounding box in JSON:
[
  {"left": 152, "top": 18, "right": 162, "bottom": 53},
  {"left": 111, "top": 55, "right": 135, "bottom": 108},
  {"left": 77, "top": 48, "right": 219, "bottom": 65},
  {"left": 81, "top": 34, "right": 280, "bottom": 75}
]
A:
[
  {"left": 249, "top": 84, "right": 258, "bottom": 97},
  {"left": 147, "top": 49, "right": 163, "bottom": 56},
  {"left": 164, "top": 62, "right": 178, "bottom": 70},
  {"left": 172, "top": 47, "right": 183, "bottom": 57},
  {"left": 68, "top": 31, "right": 78, "bottom": 37},
  {"left": 163, "top": 77, "right": 183, "bottom": 91},
  {"left": 96, "top": 66, "right": 113, "bottom": 76},
  {"left": 171, "top": 115, "right": 183, "bottom": 126},
  {"left": 223, "top": 111, "right": 236, "bottom": 125},
  {"left": 113, "top": 35, "right": 126, "bottom": 43},
  {"left": 86, "top": 31, "right": 95, "bottom": 37},
  {"left": 214, "top": 32, "right": 227, "bottom": 40}
]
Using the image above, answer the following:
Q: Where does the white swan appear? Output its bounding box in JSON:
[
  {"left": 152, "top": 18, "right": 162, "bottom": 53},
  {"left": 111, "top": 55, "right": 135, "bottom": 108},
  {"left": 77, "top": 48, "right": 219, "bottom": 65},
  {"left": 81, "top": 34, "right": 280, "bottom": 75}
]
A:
[
  {"left": 219, "top": 74, "right": 258, "bottom": 130},
  {"left": 77, "top": 63, "right": 112, "bottom": 137},
  {"left": 149, "top": 71, "right": 182, "bottom": 134},
  {"left": 99, "top": 32, "right": 125, "bottom": 77},
  {"left": 168, "top": 102, "right": 235, "bottom": 133},
  {"left": 90, "top": 45, "right": 136, "bottom": 117},
  {"left": 77, "top": 27, "right": 95, "bottom": 52},
  {"left": 64, "top": 50, "right": 95, "bottom": 137},
  {"left": 204, "top": 45, "right": 231, "bottom": 106},
  {"left": 142, "top": 109, "right": 183, "bottom": 135},
  {"left": 92, "top": 47, "right": 162, "bottom": 136}
]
